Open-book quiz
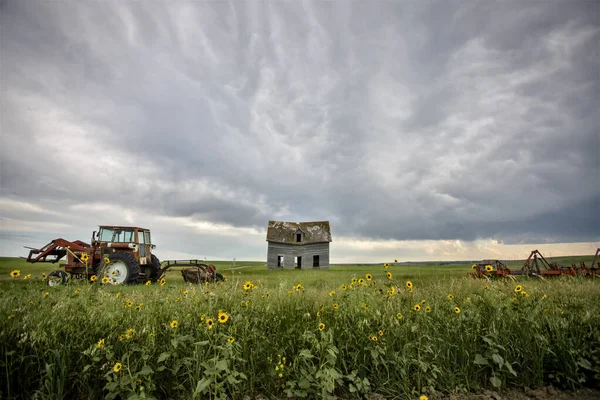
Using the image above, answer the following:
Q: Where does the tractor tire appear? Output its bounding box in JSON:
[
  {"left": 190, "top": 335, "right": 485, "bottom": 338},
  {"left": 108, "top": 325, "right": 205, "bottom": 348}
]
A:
[
  {"left": 214, "top": 272, "right": 224, "bottom": 282},
  {"left": 149, "top": 254, "right": 162, "bottom": 281},
  {"left": 98, "top": 252, "right": 141, "bottom": 285},
  {"left": 47, "top": 270, "right": 68, "bottom": 287}
]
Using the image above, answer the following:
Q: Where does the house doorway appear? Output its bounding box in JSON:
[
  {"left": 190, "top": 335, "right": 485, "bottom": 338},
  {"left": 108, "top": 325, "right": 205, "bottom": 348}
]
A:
[
  {"left": 295, "top": 256, "right": 302, "bottom": 269},
  {"left": 277, "top": 255, "right": 284, "bottom": 268}
]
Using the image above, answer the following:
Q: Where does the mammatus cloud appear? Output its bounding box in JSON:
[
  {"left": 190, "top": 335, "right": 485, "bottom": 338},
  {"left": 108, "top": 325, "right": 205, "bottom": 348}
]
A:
[{"left": 1, "top": 1, "right": 598, "bottom": 261}]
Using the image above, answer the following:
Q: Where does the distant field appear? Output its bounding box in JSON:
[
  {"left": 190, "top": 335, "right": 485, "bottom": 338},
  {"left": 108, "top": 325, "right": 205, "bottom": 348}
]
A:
[{"left": 1, "top": 255, "right": 599, "bottom": 399}]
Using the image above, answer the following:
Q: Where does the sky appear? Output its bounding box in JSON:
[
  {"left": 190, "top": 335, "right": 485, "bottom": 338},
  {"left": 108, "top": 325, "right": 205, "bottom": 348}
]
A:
[{"left": 0, "top": 0, "right": 598, "bottom": 263}]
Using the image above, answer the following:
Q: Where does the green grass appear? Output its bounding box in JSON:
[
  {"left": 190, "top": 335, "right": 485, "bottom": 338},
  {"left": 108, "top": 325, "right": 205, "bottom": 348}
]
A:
[{"left": 1, "top": 256, "right": 599, "bottom": 399}]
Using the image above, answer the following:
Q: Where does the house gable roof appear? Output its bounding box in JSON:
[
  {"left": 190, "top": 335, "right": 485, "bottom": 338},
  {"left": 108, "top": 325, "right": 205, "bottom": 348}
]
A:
[{"left": 266, "top": 221, "right": 331, "bottom": 244}]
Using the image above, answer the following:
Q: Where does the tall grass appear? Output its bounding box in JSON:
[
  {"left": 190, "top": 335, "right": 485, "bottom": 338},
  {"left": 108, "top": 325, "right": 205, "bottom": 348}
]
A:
[{"left": 1, "top": 263, "right": 599, "bottom": 399}]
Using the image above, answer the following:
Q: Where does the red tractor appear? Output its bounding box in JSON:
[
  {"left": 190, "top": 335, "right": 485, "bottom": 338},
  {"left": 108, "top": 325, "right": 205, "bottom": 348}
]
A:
[{"left": 26, "top": 225, "right": 162, "bottom": 286}]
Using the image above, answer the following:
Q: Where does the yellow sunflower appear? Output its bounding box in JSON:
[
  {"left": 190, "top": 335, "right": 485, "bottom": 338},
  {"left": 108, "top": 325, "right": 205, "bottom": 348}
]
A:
[
  {"left": 378, "top": 330, "right": 384, "bottom": 336},
  {"left": 145, "top": 281, "right": 151, "bottom": 286},
  {"left": 485, "top": 265, "right": 493, "bottom": 272},
  {"left": 341, "top": 284, "right": 347, "bottom": 291},
  {"left": 406, "top": 281, "right": 413, "bottom": 289},
  {"left": 425, "top": 306, "right": 432, "bottom": 312},
  {"left": 365, "top": 274, "right": 372, "bottom": 281},
  {"left": 159, "top": 278, "right": 166, "bottom": 286},
  {"left": 10, "top": 270, "right": 20, "bottom": 279},
  {"left": 514, "top": 285, "right": 523, "bottom": 293},
  {"left": 90, "top": 275, "right": 98, "bottom": 283},
  {"left": 318, "top": 323, "right": 325, "bottom": 331},
  {"left": 447, "top": 293, "right": 454, "bottom": 301},
  {"left": 413, "top": 304, "right": 421, "bottom": 311},
  {"left": 23, "top": 274, "right": 32, "bottom": 280},
  {"left": 454, "top": 307, "right": 461, "bottom": 314},
  {"left": 384, "top": 263, "right": 390, "bottom": 269},
  {"left": 113, "top": 362, "right": 122, "bottom": 373},
  {"left": 218, "top": 312, "right": 229, "bottom": 324},
  {"left": 97, "top": 338, "right": 105, "bottom": 349},
  {"left": 332, "top": 303, "right": 339, "bottom": 310},
  {"left": 206, "top": 318, "right": 215, "bottom": 329},
  {"left": 227, "top": 336, "right": 235, "bottom": 343},
  {"left": 396, "top": 312, "right": 403, "bottom": 320},
  {"left": 80, "top": 253, "right": 89, "bottom": 262},
  {"left": 101, "top": 277, "right": 109, "bottom": 284},
  {"left": 386, "top": 272, "right": 392, "bottom": 279},
  {"left": 103, "top": 256, "right": 110, "bottom": 265},
  {"left": 170, "top": 320, "right": 178, "bottom": 329}
]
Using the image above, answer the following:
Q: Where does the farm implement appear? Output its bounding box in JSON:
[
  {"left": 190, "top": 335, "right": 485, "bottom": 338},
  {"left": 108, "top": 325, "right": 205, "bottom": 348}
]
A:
[
  {"left": 471, "top": 249, "right": 600, "bottom": 280},
  {"left": 25, "top": 225, "right": 223, "bottom": 286}
]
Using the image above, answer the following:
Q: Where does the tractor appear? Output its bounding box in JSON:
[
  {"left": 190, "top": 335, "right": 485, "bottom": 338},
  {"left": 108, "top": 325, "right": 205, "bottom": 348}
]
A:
[
  {"left": 26, "top": 225, "right": 225, "bottom": 286},
  {"left": 26, "top": 225, "right": 162, "bottom": 286}
]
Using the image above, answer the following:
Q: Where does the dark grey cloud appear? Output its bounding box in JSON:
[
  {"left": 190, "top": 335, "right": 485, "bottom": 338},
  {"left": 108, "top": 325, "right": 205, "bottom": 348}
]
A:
[{"left": 1, "top": 0, "right": 598, "bottom": 259}]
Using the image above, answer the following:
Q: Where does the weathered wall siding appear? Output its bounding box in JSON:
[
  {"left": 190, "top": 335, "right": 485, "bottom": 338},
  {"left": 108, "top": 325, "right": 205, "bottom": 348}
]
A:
[{"left": 267, "top": 242, "right": 330, "bottom": 269}]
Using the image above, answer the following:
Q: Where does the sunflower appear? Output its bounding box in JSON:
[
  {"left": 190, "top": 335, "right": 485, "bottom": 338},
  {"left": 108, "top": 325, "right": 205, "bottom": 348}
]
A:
[
  {"left": 227, "top": 336, "right": 235, "bottom": 344},
  {"left": 170, "top": 320, "right": 178, "bottom": 329},
  {"left": 10, "top": 270, "right": 20, "bottom": 279},
  {"left": 183, "top": 290, "right": 189, "bottom": 296},
  {"left": 514, "top": 285, "right": 523, "bottom": 293},
  {"left": 485, "top": 265, "right": 493, "bottom": 272},
  {"left": 127, "top": 328, "right": 135, "bottom": 335},
  {"left": 332, "top": 303, "right": 339, "bottom": 310},
  {"left": 23, "top": 274, "right": 32, "bottom": 280},
  {"left": 394, "top": 259, "right": 398, "bottom": 263},
  {"left": 413, "top": 304, "right": 421, "bottom": 311},
  {"left": 361, "top": 303, "right": 368, "bottom": 310},
  {"left": 447, "top": 293, "right": 454, "bottom": 301},
  {"left": 90, "top": 275, "right": 98, "bottom": 283},
  {"left": 206, "top": 318, "right": 215, "bottom": 329},
  {"left": 74, "top": 288, "right": 81, "bottom": 294},
  {"left": 378, "top": 330, "right": 384, "bottom": 336},
  {"left": 318, "top": 323, "right": 325, "bottom": 331},
  {"left": 521, "top": 291, "right": 528, "bottom": 297},
  {"left": 145, "top": 281, "right": 151, "bottom": 286},
  {"left": 218, "top": 312, "right": 229, "bottom": 323},
  {"left": 135, "top": 303, "right": 143, "bottom": 311},
  {"left": 386, "top": 272, "right": 392, "bottom": 280},
  {"left": 103, "top": 256, "right": 110, "bottom": 265},
  {"left": 200, "top": 314, "right": 206, "bottom": 321},
  {"left": 358, "top": 278, "right": 365, "bottom": 285},
  {"left": 405, "top": 281, "right": 413, "bottom": 289},
  {"left": 97, "top": 338, "right": 105, "bottom": 349},
  {"left": 425, "top": 306, "right": 432, "bottom": 312},
  {"left": 454, "top": 307, "right": 461, "bottom": 314},
  {"left": 351, "top": 278, "right": 357, "bottom": 284},
  {"left": 125, "top": 300, "right": 133, "bottom": 307},
  {"left": 396, "top": 312, "right": 403, "bottom": 320},
  {"left": 384, "top": 263, "right": 390, "bottom": 269},
  {"left": 101, "top": 277, "right": 110, "bottom": 284},
  {"left": 113, "top": 362, "right": 122, "bottom": 373},
  {"left": 371, "top": 335, "right": 378, "bottom": 342},
  {"left": 341, "top": 284, "right": 347, "bottom": 291},
  {"left": 80, "top": 253, "right": 89, "bottom": 262},
  {"left": 484, "top": 285, "right": 489, "bottom": 290},
  {"left": 420, "top": 299, "right": 426, "bottom": 305},
  {"left": 329, "top": 291, "right": 335, "bottom": 297},
  {"left": 42, "top": 272, "right": 47, "bottom": 280},
  {"left": 43, "top": 292, "right": 49, "bottom": 297},
  {"left": 365, "top": 274, "right": 372, "bottom": 281},
  {"left": 471, "top": 264, "right": 477, "bottom": 269},
  {"left": 420, "top": 395, "right": 429, "bottom": 400}
]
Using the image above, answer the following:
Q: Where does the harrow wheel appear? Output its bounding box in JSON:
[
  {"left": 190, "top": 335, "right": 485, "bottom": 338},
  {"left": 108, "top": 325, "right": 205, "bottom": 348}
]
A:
[
  {"left": 47, "top": 270, "right": 68, "bottom": 287},
  {"left": 98, "top": 252, "right": 141, "bottom": 285}
]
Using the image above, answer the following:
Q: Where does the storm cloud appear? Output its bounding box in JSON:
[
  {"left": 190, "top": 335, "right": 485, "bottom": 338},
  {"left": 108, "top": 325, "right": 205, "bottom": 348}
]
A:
[{"left": 1, "top": 0, "right": 598, "bottom": 261}]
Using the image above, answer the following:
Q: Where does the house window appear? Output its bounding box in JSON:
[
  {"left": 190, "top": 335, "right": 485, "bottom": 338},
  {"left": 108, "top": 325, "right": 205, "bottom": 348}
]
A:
[
  {"left": 277, "top": 255, "right": 284, "bottom": 267},
  {"left": 313, "top": 255, "right": 319, "bottom": 267},
  {"left": 296, "top": 233, "right": 302, "bottom": 242}
]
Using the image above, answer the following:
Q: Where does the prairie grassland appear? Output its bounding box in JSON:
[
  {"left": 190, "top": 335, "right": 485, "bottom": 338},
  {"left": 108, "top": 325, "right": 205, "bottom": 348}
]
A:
[{"left": 1, "top": 256, "right": 599, "bottom": 400}]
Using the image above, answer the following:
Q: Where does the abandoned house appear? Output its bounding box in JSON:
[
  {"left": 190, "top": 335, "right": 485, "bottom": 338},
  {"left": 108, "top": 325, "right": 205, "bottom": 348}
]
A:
[{"left": 266, "top": 221, "right": 332, "bottom": 269}]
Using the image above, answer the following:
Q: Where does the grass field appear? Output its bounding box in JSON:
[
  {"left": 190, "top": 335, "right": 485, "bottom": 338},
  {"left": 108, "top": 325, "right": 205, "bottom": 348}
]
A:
[{"left": 1, "top": 255, "right": 599, "bottom": 399}]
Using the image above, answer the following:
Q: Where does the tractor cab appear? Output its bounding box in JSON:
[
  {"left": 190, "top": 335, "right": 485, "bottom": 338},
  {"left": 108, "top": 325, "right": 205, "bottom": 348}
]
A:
[{"left": 95, "top": 226, "right": 155, "bottom": 266}]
